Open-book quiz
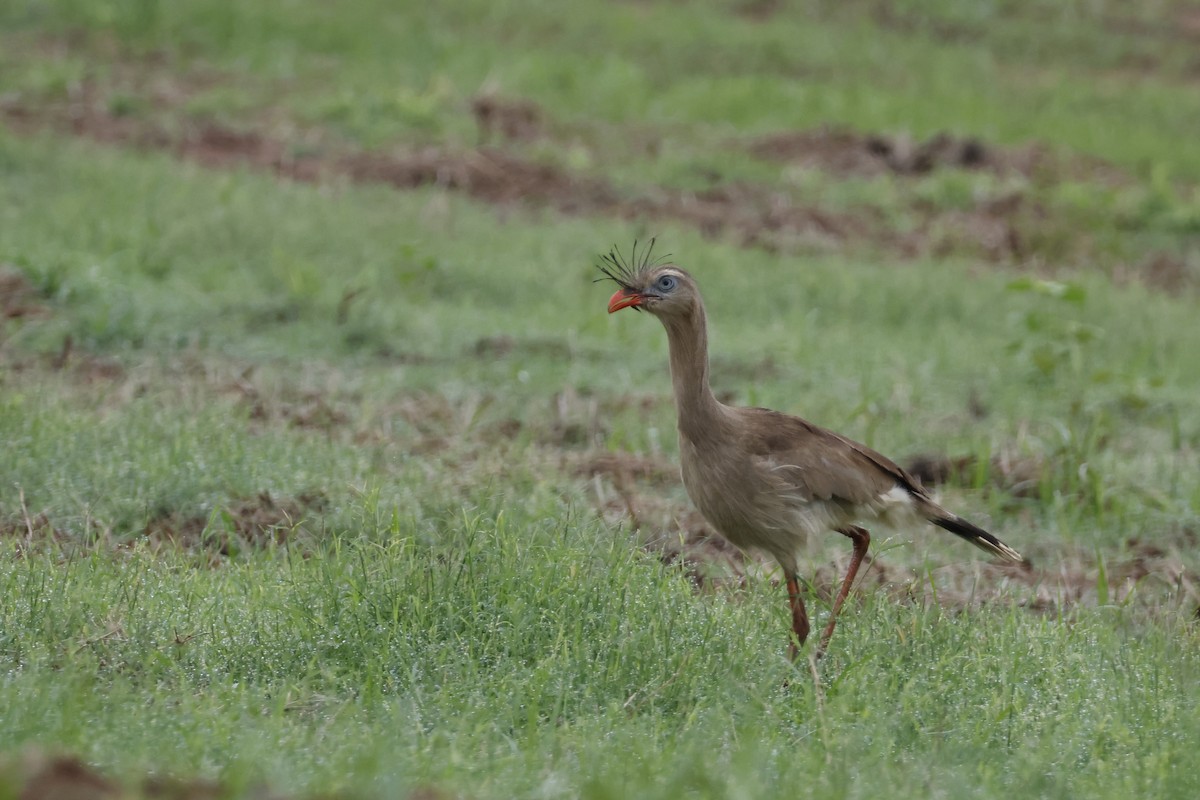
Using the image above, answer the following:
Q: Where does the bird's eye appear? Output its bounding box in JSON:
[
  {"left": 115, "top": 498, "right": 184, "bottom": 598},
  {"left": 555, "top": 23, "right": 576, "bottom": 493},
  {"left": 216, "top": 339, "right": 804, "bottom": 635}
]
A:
[{"left": 655, "top": 275, "right": 677, "bottom": 292}]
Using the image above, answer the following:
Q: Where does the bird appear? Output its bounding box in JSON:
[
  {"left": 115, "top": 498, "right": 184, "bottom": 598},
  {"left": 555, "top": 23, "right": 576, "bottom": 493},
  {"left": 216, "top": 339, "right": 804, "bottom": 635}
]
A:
[{"left": 598, "top": 241, "right": 1026, "bottom": 659}]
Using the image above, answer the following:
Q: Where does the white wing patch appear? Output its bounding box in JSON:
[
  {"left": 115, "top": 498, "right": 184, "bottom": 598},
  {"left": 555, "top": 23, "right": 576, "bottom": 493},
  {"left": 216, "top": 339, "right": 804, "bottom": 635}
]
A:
[{"left": 866, "top": 485, "right": 923, "bottom": 527}]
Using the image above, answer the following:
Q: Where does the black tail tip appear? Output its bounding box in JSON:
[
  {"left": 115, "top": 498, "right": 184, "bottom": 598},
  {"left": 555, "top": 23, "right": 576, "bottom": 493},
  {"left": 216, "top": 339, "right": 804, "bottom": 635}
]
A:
[{"left": 932, "top": 515, "right": 1026, "bottom": 565}]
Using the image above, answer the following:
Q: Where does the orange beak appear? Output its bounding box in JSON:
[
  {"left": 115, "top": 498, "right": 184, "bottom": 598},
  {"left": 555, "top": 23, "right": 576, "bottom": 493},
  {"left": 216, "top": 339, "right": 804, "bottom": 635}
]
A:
[{"left": 608, "top": 289, "right": 643, "bottom": 314}]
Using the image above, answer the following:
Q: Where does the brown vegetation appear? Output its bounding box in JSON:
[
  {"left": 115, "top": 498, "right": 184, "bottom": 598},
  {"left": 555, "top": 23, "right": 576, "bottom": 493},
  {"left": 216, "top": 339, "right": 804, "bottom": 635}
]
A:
[
  {"left": 1, "top": 265, "right": 51, "bottom": 327},
  {"left": 2, "top": 492, "right": 326, "bottom": 563},
  {"left": 746, "top": 127, "right": 1028, "bottom": 178},
  {"left": 141, "top": 491, "right": 327, "bottom": 556},
  {"left": 2, "top": 71, "right": 1168, "bottom": 275},
  {"left": 1, "top": 748, "right": 449, "bottom": 799}
]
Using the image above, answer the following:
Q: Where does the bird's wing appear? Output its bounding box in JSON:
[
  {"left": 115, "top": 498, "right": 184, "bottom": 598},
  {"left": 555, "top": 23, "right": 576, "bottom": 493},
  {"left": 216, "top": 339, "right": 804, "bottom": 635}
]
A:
[{"left": 740, "top": 408, "right": 929, "bottom": 505}]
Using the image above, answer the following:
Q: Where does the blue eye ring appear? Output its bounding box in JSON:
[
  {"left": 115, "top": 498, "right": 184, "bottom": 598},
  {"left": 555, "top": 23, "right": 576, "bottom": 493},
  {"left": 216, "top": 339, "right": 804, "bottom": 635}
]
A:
[{"left": 655, "top": 275, "right": 677, "bottom": 292}]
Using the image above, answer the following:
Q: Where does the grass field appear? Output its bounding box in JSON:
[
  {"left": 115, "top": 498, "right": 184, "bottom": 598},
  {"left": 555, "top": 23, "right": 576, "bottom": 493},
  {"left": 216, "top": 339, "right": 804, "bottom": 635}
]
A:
[{"left": 2, "top": 1, "right": 1199, "bottom": 797}]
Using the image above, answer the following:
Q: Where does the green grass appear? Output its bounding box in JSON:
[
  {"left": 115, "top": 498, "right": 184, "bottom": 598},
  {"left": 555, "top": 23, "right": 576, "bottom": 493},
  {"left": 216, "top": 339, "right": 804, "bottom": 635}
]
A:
[
  {"left": 4, "top": 0, "right": 1198, "bottom": 280},
  {"left": 2, "top": 1, "right": 1200, "bottom": 798},
  {"left": 5, "top": 0, "right": 1200, "bottom": 169},
  {"left": 5, "top": 515, "right": 1200, "bottom": 798}
]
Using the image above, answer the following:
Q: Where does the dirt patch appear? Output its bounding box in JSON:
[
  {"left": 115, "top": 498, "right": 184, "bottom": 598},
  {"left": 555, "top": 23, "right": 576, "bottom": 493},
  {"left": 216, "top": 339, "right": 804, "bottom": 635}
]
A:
[
  {"left": 0, "top": 337, "right": 128, "bottom": 385},
  {"left": 51, "top": 336, "right": 127, "bottom": 380},
  {"left": 0, "top": 82, "right": 989, "bottom": 261},
  {"left": 0, "top": 78, "right": 324, "bottom": 180},
  {"left": 0, "top": 511, "right": 71, "bottom": 550},
  {"left": 180, "top": 122, "right": 319, "bottom": 179},
  {"left": 4, "top": 490, "right": 332, "bottom": 560},
  {"left": 910, "top": 194, "right": 1032, "bottom": 261},
  {"left": 636, "top": 180, "right": 870, "bottom": 253},
  {"left": 471, "top": 94, "right": 543, "bottom": 142},
  {"left": 2, "top": 747, "right": 418, "bottom": 799},
  {"left": 227, "top": 377, "right": 351, "bottom": 433},
  {"left": 141, "top": 491, "right": 327, "bottom": 556},
  {"left": 748, "top": 127, "right": 1002, "bottom": 177},
  {"left": 1116, "top": 251, "right": 1198, "bottom": 292},
  {"left": 2, "top": 69, "right": 1181, "bottom": 281},
  {"left": 0, "top": 265, "right": 50, "bottom": 321},
  {"left": 576, "top": 451, "right": 681, "bottom": 496},
  {"left": 7, "top": 753, "right": 119, "bottom": 800},
  {"left": 0, "top": 487, "right": 74, "bottom": 555},
  {"left": 339, "top": 146, "right": 620, "bottom": 211},
  {"left": 746, "top": 124, "right": 1133, "bottom": 188},
  {"left": 890, "top": 534, "right": 1198, "bottom": 615}
]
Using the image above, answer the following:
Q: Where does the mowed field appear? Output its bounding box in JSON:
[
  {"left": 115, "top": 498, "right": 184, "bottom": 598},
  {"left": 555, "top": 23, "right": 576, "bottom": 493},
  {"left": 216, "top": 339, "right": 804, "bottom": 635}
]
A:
[{"left": 2, "top": 1, "right": 1199, "bottom": 797}]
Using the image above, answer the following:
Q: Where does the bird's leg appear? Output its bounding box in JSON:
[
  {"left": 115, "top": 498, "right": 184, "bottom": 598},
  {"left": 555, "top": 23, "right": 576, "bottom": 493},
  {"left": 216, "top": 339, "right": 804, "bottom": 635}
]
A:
[
  {"left": 816, "top": 525, "right": 871, "bottom": 658},
  {"left": 785, "top": 573, "right": 810, "bottom": 661}
]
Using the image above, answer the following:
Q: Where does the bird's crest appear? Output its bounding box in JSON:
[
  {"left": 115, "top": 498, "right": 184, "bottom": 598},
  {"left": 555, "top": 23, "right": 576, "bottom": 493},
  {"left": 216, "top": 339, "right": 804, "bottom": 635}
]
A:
[{"left": 594, "top": 238, "right": 670, "bottom": 291}]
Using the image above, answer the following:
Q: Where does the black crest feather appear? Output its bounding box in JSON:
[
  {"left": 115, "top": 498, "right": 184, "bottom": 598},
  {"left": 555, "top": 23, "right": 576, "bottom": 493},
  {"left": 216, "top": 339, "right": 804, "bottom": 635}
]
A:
[{"left": 595, "top": 238, "right": 670, "bottom": 290}]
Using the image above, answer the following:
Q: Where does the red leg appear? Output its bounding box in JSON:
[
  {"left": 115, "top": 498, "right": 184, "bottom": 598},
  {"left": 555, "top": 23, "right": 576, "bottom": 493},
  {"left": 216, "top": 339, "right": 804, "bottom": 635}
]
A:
[
  {"left": 816, "top": 525, "right": 871, "bottom": 658},
  {"left": 785, "top": 573, "right": 809, "bottom": 661}
]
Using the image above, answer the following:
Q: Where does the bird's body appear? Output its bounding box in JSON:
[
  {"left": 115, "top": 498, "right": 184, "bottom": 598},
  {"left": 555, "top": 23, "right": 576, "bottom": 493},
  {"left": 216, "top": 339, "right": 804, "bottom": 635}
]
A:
[
  {"left": 681, "top": 406, "right": 922, "bottom": 570},
  {"left": 600, "top": 243, "right": 1025, "bottom": 657}
]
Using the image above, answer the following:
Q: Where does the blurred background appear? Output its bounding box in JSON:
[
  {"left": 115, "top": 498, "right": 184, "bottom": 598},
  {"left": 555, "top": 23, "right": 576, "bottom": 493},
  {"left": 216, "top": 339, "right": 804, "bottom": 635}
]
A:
[{"left": 1, "top": 2, "right": 1199, "bottom": 798}]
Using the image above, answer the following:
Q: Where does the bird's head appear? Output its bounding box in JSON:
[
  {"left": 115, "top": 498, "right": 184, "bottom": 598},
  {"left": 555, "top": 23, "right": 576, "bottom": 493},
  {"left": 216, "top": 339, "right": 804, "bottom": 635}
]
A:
[{"left": 596, "top": 239, "right": 697, "bottom": 319}]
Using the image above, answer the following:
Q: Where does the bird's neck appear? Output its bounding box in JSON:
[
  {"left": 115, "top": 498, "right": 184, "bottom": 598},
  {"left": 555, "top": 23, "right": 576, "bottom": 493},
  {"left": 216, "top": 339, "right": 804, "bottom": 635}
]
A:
[{"left": 661, "top": 301, "right": 726, "bottom": 441}]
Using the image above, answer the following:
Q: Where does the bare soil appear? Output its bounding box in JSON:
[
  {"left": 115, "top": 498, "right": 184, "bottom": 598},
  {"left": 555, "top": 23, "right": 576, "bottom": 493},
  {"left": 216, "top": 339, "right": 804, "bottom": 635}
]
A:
[
  {"left": 7, "top": 753, "right": 121, "bottom": 800},
  {"left": 746, "top": 127, "right": 1029, "bottom": 178},
  {"left": 141, "top": 491, "right": 327, "bottom": 556},
  {"left": 471, "top": 94, "right": 544, "bottom": 143},
  {"left": 226, "top": 377, "right": 352, "bottom": 434},
  {"left": 2, "top": 748, "right": 447, "bottom": 799},
  {"left": 0, "top": 74, "right": 1149, "bottom": 270},
  {"left": 2, "top": 491, "right": 326, "bottom": 562},
  {"left": 2, "top": 336, "right": 127, "bottom": 382},
  {"left": 1117, "top": 251, "right": 1196, "bottom": 293},
  {"left": 0, "top": 265, "right": 49, "bottom": 322}
]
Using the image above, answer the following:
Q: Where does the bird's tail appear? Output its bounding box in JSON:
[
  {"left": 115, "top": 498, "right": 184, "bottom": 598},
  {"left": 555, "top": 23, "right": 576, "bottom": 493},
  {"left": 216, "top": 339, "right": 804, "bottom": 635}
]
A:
[{"left": 931, "top": 514, "right": 1027, "bottom": 564}]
